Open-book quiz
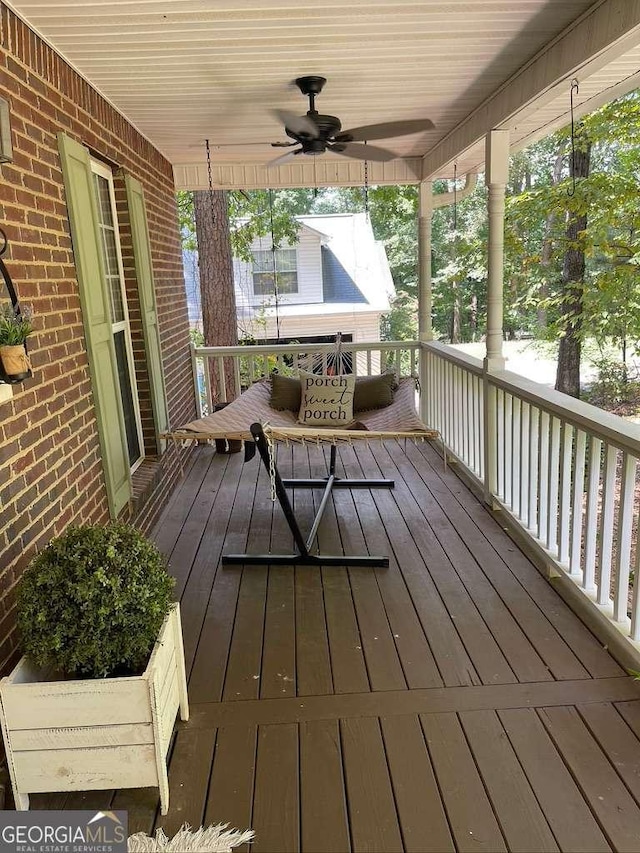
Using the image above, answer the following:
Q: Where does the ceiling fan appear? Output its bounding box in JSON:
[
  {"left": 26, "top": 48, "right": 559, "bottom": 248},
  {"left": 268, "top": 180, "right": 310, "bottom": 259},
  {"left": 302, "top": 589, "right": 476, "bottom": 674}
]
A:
[{"left": 268, "top": 76, "right": 434, "bottom": 167}]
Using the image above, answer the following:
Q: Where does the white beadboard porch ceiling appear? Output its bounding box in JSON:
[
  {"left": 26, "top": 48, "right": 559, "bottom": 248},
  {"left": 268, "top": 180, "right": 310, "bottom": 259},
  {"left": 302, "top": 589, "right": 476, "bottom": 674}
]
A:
[{"left": 6, "top": 0, "right": 640, "bottom": 189}]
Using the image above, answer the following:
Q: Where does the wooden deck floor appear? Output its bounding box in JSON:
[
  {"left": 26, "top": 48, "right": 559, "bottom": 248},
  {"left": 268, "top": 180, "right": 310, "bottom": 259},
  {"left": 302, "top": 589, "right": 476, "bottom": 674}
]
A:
[{"left": 33, "top": 440, "right": 640, "bottom": 852}]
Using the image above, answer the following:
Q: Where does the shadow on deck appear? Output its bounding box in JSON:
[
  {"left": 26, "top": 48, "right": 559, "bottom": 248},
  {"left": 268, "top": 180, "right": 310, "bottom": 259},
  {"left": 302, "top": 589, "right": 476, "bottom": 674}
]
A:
[{"left": 34, "top": 440, "right": 640, "bottom": 852}]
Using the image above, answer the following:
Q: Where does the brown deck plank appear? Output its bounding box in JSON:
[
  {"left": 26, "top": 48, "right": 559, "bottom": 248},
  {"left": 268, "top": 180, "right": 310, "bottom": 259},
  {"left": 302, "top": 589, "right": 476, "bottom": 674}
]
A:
[
  {"left": 498, "top": 708, "right": 611, "bottom": 853},
  {"left": 261, "top": 566, "right": 297, "bottom": 698},
  {"left": 259, "top": 444, "right": 298, "bottom": 699},
  {"left": 152, "top": 447, "right": 213, "bottom": 556},
  {"left": 156, "top": 726, "right": 216, "bottom": 837},
  {"left": 401, "top": 441, "right": 591, "bottom": 681},
  {"left": 365, "top": 441, "right": 552, "bottom": 684},
  {"left": 333, "top": 450, "right": 443, "bottom": 690},
  {"left": 187, "top": 450, "right": 261, "bottom": 703},
  {"left": 179, "top": 452, "right": 247, "bottom": 675},
  {"left": 415, "top": 441, "right": 623, "bottom": 678},
  {"left": 340, "top": 716, "right": 404, "bottom": 853},
  {"left": 166, "top": 451, "right": 231, "bottom": 598},
  {"left": 380, "top": 714, "right": 454, "bottom": 853},
  {"left": 295, "top": 564, "right": 334, "bottom": 696},
  {"left": 421, "top": 711, "right": 507, "bottom": 852},
  {"left": 328, "top": 482, "right": 408, "bottom": 692},
  {"left": 346, "top": 442, "right": 513, "bottom": 686},
  {"left": 309, "top": 467, "right": 370, "bottom": 695},
  {"left": 460, "top": 709, "right": 559, "bottom": 852},
  {"left": 188, "top": 676, "right": 640, "bottom": 729},
  {"left": 62, "top": 790, "right": 114, "bottom": 810},
  {"left": 578, "top": 702, "right": 640, "bottom": 805},
  {"left": 300, "top": 719, "right": 351, "bottom": 853},
  {"left": 293, "top": 444, "right": 333, "bottom": 697},
  {"left": 539, "top": 705, "right": 640, "bottom": 851},
  {"left": 337, "top": 444, "right": 480, "bottom": 688},
  {"left": 322, "top": 565, "right": 370, "bottom": 695},
  {"left": 30, "top": 793, "right": 70, "bottom": 809},
  {"left": 204, "top": 725, "right": 257, "bottom": 845},
  {"left": 221, "top": 458, "right": 273, "bottom": 702},
  {"left": 252, "top": 723, "right": 299, "bottom": 853},
  {"left": 112, "top": 787, "right": 159, "bottom": 836},
  {"left": 140, "top": 444, "right": 640, "bottom": 852},
  {"left": 222, "top": 565, "right": 268, "bottom": 701},
  {"left": 615, "top": 699, "right": 640, "bottom": 737}
]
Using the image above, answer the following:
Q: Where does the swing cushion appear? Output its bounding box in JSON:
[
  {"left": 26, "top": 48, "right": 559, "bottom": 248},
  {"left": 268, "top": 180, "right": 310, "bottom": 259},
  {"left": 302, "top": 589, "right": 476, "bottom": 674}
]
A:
[
  {"left": 271, "top": 371, "right": 397, "bottom": 413},
  {"left": 297, "top": 371, "right": 355, "bottom": 427},
  {"left": 270, "top": 373, "right": 302, "bottom": 411},
  {"left": 353, "top": 372, "right": 397, "bottom": 412}
]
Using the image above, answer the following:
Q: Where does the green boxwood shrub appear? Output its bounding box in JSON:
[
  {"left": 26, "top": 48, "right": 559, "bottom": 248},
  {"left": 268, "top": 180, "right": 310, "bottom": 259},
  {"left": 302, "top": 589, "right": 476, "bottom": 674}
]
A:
[{"left": 17, "top": 523, "right": 175, "bottom": 679}]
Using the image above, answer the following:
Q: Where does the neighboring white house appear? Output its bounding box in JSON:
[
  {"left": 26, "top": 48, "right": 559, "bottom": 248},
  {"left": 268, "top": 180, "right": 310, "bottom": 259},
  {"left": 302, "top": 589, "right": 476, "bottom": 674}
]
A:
[{"left": 233, "top": 213, "right": 395, "bottom": 349}]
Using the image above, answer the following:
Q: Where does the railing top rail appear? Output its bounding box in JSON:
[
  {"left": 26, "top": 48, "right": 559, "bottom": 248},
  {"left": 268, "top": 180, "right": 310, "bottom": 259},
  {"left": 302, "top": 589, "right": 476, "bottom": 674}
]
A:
[
  {"left": 490, "top": 368, "right": 640, "bottom": 457},
  {"left": 194, "top": 341, "right": 421, "bottom": 358},
  {"left": 420, "top": 341, "right": 484, "bottom": 374}
]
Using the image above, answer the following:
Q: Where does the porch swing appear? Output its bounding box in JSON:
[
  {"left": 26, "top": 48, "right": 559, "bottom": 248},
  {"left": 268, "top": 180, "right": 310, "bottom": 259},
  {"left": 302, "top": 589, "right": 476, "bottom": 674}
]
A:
[{"left": 164, "top": 159, "right": 439, "bottom": 567}]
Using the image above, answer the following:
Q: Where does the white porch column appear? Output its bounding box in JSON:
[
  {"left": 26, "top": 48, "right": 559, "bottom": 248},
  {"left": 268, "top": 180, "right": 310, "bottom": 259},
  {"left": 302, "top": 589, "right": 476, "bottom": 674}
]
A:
[
  {"left": 483, "top": 129, "right": 509, "bottom": 503},
  {"left": 418, "top": 179, "right": 434, "bottom": 342},
  {"left": 484, "top": 129, "right": 509, "bottom": 372}
]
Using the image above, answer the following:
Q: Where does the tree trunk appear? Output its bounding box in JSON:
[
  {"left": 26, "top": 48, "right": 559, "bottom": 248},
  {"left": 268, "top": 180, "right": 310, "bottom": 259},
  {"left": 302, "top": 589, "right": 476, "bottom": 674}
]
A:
[
  {"left": 194, "top": 189, "right": 238, "bottom": 401},
  {"left": 538, "top": 150, "right": 565, "bottom": 331},
  {"left": 469, "top": 292, "right": 478, "bottom": 341},
  {"left": 555, "top": 140, "right": 591, "bottom": 398}
]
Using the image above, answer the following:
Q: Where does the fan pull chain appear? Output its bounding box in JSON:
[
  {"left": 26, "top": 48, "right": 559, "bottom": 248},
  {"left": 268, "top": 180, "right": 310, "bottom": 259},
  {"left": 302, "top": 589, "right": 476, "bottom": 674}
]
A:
[
  {"left": 568, "top": 79, "right": 579, "bottom": 198},
  {"left": 453, "top": 163, "right": 458, "bottom": 232},
  {"left": 205, "top": 139, "right": 216, "bottom": 225},
  {"left": 363, "top": 150, "right": 369, "bottom": 219}
]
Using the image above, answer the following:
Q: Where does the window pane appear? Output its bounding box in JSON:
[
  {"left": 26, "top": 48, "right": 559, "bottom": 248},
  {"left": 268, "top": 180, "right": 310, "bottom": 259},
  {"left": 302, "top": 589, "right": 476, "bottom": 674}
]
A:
[
  {"left": 278, "top": 272, "right": 298, "bottom": 293},
  {"left": 253, "top": 272, "right": 275, "bottom": 296},
  {"left": 93, "top": 174, "right": 114, "bottom": 228},
  {"left": 252, "top": 250, "right": 274, "bottom": 273},
  {"left": 114, "top": 330, "right": 140, "bottom": 465},
  {"left": 102, "top": 227, "right": 119, "bottom": 276},
  {"left": 276, "top": 248, "right": 296, "bottom": 271}
]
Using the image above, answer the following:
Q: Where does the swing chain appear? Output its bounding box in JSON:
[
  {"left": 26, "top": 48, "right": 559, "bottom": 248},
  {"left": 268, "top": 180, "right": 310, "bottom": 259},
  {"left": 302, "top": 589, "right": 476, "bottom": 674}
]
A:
[
  {"left": 205, "top": 139, "right": 216, "bottom": 224},
  {"left": 265, "top": 426, "right": 277, "bottom": 502}
]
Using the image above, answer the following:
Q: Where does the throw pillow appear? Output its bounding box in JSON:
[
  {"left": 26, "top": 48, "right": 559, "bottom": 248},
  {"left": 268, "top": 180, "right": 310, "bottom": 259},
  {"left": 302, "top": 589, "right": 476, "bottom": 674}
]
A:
[
  {"left": 270, "top": 373, "right": 301, "bottom": 411},
  {"left": 353, "top": 372, "right": 397, "bottom": 412},
  {"left": 298, "top": 371, "right": 355, "bottom": 427}
]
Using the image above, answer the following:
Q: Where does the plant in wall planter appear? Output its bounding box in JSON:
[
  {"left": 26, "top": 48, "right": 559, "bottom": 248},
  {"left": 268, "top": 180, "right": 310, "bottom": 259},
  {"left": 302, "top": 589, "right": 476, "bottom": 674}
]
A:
[
  {"left": 0, "top": 303, "right": 33, "bottom": 383},
  {"left": 0, "top": 523, "right": 189, "bottom": 814}
]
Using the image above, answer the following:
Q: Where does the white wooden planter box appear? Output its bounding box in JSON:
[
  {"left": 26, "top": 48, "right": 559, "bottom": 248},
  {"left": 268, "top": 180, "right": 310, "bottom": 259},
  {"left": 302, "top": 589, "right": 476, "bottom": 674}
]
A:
[{"left": 0, "top": 602, "right": 189, "bottom": 815}]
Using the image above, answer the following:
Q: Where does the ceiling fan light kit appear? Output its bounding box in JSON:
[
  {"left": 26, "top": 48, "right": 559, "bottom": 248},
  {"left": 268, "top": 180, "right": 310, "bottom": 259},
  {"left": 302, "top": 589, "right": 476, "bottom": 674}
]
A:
[{"left": 267, "top": 76, "right": 434, "bottom": 167}]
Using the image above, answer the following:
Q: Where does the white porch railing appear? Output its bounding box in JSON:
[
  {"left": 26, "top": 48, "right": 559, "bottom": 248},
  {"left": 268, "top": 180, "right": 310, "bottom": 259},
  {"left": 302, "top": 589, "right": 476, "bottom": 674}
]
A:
[
  {"left": 192, "top": 340, "right": 421, "bottom": 418},
  {"left": 423, "top": 341, "right": 640, "bottom": 652},
  {"left": 191, "top": 338, "right": 640, "bottom": 654}
]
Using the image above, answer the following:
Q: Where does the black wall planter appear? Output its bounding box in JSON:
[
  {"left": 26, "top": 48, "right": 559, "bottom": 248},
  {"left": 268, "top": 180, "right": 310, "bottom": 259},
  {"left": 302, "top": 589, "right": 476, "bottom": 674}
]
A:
[{"left": 0, "top": 228, "right": 32, "bottom": 385}]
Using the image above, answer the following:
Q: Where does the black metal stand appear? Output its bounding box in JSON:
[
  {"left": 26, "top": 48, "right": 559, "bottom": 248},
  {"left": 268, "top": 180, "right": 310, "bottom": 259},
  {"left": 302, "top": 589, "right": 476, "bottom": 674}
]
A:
[{"left": 222, "top": 423, "right": 394, "bottom": 567}]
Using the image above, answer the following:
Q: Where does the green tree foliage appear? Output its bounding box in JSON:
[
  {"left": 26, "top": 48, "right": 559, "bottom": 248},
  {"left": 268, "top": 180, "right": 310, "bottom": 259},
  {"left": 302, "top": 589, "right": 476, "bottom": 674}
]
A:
[{"left": 180, "top": 88, "right": 640, "bottom": 375}]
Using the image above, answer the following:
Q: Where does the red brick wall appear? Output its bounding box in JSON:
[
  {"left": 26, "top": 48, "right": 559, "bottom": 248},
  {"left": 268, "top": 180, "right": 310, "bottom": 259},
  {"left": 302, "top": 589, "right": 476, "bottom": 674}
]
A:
[{"left": 0, "top": 6, "right": 196, "bottom": 672}]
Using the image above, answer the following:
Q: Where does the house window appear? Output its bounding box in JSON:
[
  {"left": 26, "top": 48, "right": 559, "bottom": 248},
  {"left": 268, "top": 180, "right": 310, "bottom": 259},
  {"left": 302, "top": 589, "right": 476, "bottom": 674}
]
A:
[
  {"left": 91, "top": 160, "right": 144, "bottom": 469},
  {"left": 252, "top": 248, "right": 298, "bottom": 296}
]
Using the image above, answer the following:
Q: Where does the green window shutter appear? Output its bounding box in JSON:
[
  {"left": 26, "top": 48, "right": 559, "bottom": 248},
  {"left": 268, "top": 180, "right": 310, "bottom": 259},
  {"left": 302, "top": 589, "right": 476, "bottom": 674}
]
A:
[
  {"left": 124, "top": 175, "right": 169, "bottom": 452},
  {"left": 58, "top": 133, "right": 131, "bottom": 518}
]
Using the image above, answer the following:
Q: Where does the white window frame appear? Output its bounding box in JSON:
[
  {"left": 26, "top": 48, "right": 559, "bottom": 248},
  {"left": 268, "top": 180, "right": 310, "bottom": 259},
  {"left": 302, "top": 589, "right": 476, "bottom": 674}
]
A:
[
  {"left": 252, "top": 247, "right": 298, "bottom": 297},
  {"left": 91, "top": 158, "right": 145, "bottom": 473}
]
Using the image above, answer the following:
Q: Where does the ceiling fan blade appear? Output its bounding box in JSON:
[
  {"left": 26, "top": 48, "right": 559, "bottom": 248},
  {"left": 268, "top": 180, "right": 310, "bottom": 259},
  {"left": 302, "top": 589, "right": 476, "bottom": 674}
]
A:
[
  {"left": 336, "top": 118, "right": 434, "bottom": 142},
  {"left": 272, "top": 109, "right": 319, "bottom": 139},
  {"left": 266, "top": 149, "right": 301, "bottom": 168},
  {"left": 330, "top": 142, "right": 397, "bottom": 162},
  {"left": 271, "top": 141, "right": 299, "bottom": 148}
]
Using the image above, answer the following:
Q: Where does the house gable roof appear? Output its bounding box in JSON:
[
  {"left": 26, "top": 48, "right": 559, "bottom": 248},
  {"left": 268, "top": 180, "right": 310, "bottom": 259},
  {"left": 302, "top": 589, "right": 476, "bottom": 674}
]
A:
[{"left": 298, "top": 213, "right": 394, "bottom": 312}]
